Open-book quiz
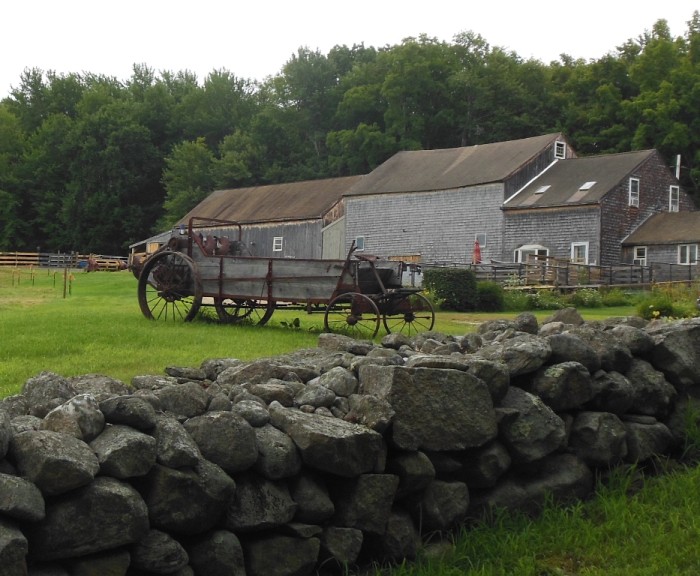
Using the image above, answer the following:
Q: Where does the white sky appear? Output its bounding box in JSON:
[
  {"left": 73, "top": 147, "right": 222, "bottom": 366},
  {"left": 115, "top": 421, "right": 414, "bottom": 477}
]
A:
[{"left": 2, "top": 1, "right": 698, "bottom": 99}]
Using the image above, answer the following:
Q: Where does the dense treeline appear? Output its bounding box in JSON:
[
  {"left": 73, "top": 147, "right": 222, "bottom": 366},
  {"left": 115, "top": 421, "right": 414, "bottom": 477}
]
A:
[{"left": 1, "top": 14, "right": 699, "bottom": 254}]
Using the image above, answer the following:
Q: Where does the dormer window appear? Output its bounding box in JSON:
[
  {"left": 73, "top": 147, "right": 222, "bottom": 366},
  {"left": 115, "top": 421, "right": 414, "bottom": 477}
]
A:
[
  {"left": 629, "top": 178, "right": 640, "bottom": 207},
  {"left": 669, "top": 185, "right": 680, "bottom": 212},
  {"left": 554, "top": 141, "right": 566, "bottom": 159}
]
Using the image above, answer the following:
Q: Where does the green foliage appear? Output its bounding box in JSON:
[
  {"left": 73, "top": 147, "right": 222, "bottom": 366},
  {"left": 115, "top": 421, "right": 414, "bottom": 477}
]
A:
[
  {"left": 476, "top": 281, "right": 505, "bottom": 311},
  {"left": 565, "top": 287, "right": 603, "bottom": 308},
  {"left": 423, "top": 267, "right": 477, "bottom": 311},
  {"left": 636, "top": 283, "right": 700, "bottom": 319},
  {"left": 600, "top": 287, "right": 635, "bottom": 307}
]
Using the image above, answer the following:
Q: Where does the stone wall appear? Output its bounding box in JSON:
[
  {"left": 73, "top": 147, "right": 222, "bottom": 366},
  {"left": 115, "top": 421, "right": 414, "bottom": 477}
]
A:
[{"left": 1, "top": 312, "right": 700, "bottom": 576}]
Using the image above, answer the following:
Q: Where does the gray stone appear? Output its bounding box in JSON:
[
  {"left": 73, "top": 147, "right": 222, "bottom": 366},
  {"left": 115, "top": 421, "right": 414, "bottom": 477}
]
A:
[
  {"left": 646, "top": 317, "right": 700, "bottom": 391},
  {"left": 0, "top": 473, "right": 45, "bottom": 521},
  {"left": 0, "top": 517, "right": 28, "bottom": 575},
  {"left": 269, "top": 402, "right": 384, "bottom": 477},
  {"left": 359, "top": 365, "right": 497, "bottom": 451},
  {"left": 254, "top": 423, "right": 302, "bottom": 479},
  {"left": 90, "top": 424, "right": 157, "bottom": 479},
  {"left": 330, "top": 473, "right": 399, "bottom": 535},
  {"left": 232, "top": 399, "right": 270, "bottom": 427},
  {"left": 66, "top": 549, "right": 131, "bottom": 576},
  {"left": 462, "top": 357, "right": 510, "bottom": 403},
  {"left": 414, "top": 479, "right": 469, "bottom": 533},
  {"left": 9, "top": 414, "right": 42, "bottom": 435},
  {"left": 609, "top": 324, "right": 655, "bottom": 356},
  {"left": 165, "top": 365, "right": 207, "bottom": 380},
  {"left": 478, "top": 333, "right": 552, "bottom": 377},
  {"left": 385, "top": 451, "right": 435, "bottom": 499},
  {"left": 547, "top": 332, "right": 601, "bottom": 373},
  {"left": 317, "top": 366, "right": 359, "bottom": 396},
  {"left": 68, "top": 374, "right": 130, "bottom": 400},
  {"left": 625, "top": 358, "right": 677, "bottom": 417},
  {"left": 226, "top": 473, "right": 297, "bottom": 532},
  {"left": 143, "top": 460, "right": 236, "bottom": 535},
  {"left": 459, "top": 440, "right": 512, "bottom": 488},
  {"left": 320, "top": 526, "right": 363, "bottom": 566},
  {"left": 183, "top": 411, "right": 258, "bottom": 474},
  {"left": 0, "top": 410, "right": 9, "bottom": 459},
  {"left": 200, "top": 358, "right": 244, "bottom": 381},
  {"left": 10, "top": 430, "right": 99, "bottom": 496},
  {"left": 294, "top": 383, "right": 336, "bottom": 409},
  {"left": 99, "top": 395, "right": 158, "bottom": 430},
  {"left": 624, "top": 418, "right": 674, "bottom": 462},
  {"left": 526, "top": 361, "right": 594, "bottom": 411},
  {"left": 41, "top": 394, "right": 105, "bottom": 442},
  {"left": 186, "top": 530, "right": 246, "bottom": 576},
  {"left": 208, "top": 392, "right": 232, "bottom": 411},
  {"left": 573, "top": 324, "right": 633, "bottom": 373},
  {"left": 153, "top": 381, "right": 210, "bottom": 418},
  {"left": 130, "top": 529, "right": 189, "bottom": 575},
  {"left": 543, "top": 307, "right": 585, "bottom": 326},
  {"left": 498, "top": 386, "right": 566, "bottom": 463},
  {"left": 22, "top": 371, "right": 77, "bottom": 418},
  {"left": 243, "top": 534, "right": 320, "bottom": 576},
  {"left": 288, "top": 472, "right": 335, "bottom": 524},
  {"left": 27, "top": 477, "right": 149, "bottom": 561},
  {"left": 568, "top": 411, "right": 628, "bottom": 466},
  {"left": 345, "top": 393, "right": 396, "bottom": 433},
  {"left": 588, "top": 370, "right": 635, "bottom": 414},
  {"left": 0, "top": 395, "right": 28, "bottom": 418},
  {"left": 317, "top": 332, "right": 375, "bottom": 355},
  {"left": 153, "top": 413, "right": 201, "bottom": 468}
]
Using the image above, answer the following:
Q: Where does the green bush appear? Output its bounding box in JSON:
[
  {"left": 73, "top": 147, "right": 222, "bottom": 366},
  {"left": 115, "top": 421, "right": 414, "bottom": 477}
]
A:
[
  {"left": 566, "top": 288, "right": 603, "bottom": 308},
  {"left": 423, "top": 267, "right": 477, "bottom": 311},
  {"left": 476, "top": 281, "right": 505, "bottom": 311},
  {"left": 636, "top": 293, "right": 677, "bottom": 319},
  {"left": 600, "top": 288, "right": 634, "bottom": 307}
]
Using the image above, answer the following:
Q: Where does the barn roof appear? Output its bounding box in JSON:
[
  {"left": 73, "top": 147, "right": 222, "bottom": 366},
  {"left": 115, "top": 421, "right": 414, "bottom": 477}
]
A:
[
  {"left": 504, "top": 150, "right": 656, "bottom": 208},
  {"left": 344, "top": 133, "right": 565, "bottom": 196},
  {"left": 622, "top": 211, "right": 700, "bottom": 245},
  {"left": 178, "top": 175, "right": 364, "bottom": 224}
]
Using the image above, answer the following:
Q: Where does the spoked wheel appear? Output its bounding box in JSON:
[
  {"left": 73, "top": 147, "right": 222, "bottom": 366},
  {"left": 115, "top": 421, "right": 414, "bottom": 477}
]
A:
[
  {"left": 324, "top": 292, "right": 381, "bottom": 339},
  {"left": 138, "top": 251, "right": 202, "bottom": 321},
  {"left": 382, "top": 292, "right": 435, "bottom": 336},
  {"left": 214, "top": 298, "right": 275, "bottom": 326}
]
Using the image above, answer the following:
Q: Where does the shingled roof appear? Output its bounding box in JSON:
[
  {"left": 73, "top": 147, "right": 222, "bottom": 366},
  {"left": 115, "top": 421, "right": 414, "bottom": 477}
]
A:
[
  {"left": 178, "top": 175, "right": 363, "bottom": 224},
  {"left": 622, "top": 211, "right": 700, "bottom": 245},
  {"left": 504, "top": 150, "right": 655, "bottom": 208},
  {"left": 344, "top": 133, "right": 565, "bottom": 196}
]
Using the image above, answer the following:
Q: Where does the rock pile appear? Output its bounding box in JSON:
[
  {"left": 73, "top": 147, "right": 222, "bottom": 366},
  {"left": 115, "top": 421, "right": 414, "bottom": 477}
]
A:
[{"left": 1, "top": 310, "right": 699, "bottom": 576}]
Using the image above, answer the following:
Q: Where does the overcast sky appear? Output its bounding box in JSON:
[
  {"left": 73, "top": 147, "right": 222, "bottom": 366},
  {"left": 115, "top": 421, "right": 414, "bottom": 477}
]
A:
[{"left": 2, "top": 1, "right": 697, "bottom": 99}]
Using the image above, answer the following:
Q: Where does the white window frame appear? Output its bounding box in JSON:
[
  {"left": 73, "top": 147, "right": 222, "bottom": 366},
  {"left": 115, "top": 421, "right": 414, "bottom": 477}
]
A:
[
  {"left": 570, "top": 242, "right": 589, "bottom": 264},
  {"left": 515, "top": 245, "right": 548, "bottom": 263},
  {"left": 669, "top": 185, "right": 680, "bottom": 212},
  {"left": 272, "top": 237, "right": 283, "bottom": 252},
  {"left": 633, "top": 246, "right": 647, "bottom": 266},
  {"left": 475, "top": 233, "right": 487, "bottom": 247},
  {"left": 554, "top": 141, "right": 566, "bottom": 159},
  {"left": 629, "top": 178, "right": 640, "bottom": 207},
  {"left": 678, "top": 244, "right": 698, "bottom": 265},
  {"left": 354, "top": 236, "right": 365, "bottom": 251}
]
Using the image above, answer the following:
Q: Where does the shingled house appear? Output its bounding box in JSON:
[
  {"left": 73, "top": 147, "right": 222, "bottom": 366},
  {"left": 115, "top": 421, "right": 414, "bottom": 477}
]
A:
[
  {"left": 342, "top": 133, "right": 573, "bottom": 264},
  {"left": 501, "top": 149, "right": 693, "bottom": 266}
]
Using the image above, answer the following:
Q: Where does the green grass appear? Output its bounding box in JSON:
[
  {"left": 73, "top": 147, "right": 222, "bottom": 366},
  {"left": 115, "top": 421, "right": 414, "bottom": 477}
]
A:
[
  {"left": 0, "top": 268, "right": 640, "bottom": 398},
  {"left": 3, "top": 267, "right": 700, "bottom": 575}
]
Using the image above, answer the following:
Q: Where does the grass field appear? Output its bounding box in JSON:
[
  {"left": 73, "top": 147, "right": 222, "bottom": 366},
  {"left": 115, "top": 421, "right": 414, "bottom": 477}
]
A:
[{"left": 3, "top": 267, "right": 700, "bottom": 574}]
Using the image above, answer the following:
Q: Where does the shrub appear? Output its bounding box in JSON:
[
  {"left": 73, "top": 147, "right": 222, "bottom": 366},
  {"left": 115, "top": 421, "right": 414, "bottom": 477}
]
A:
[
  {"left": 423, "top": 267, "right": 477, "bottom": 311},
  {"left": 636, "top": 294, "right": 676, "bottom": 319},
  {"left": 476, "top": 281, "right": 505, "bottom": 312},
  {"left": 566, "top": 288, "right": 603, "bottom": 308},
  {"left": 600, "top": 288, "right": 633, "bottom": 307}
]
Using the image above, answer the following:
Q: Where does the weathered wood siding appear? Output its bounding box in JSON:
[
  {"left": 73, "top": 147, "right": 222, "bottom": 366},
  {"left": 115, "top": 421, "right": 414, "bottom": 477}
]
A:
[
  {"left": 345, "top": 184, "right": 505, "bottom": 264},
  {"left": 503, "top": 206, "right": 601, "bottom": 264},
  {"left": 600, "top": 152, "right": 695, "bottom": 266},
  {"left": 322, "top": 217, "right": 346, "bottom": 259}
]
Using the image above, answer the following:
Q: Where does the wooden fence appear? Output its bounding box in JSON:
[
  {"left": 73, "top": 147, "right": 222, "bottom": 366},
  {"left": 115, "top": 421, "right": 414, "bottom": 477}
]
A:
[
  {"left": 0, "top": 252, "right": 127, "bottom": 271},
  {"left": 421, "top": 256, "right": 699, "bottom": 289}
]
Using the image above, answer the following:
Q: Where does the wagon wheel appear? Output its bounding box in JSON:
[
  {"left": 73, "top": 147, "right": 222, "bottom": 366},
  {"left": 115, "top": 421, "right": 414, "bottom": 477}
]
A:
[
  {"left": 324, "top": 292, "right": 380, "bottom": 339},
  {"left": 214, "top": 298, "right": 275, "bottom": 326},
  {"left": 382, "top": 292, "right": 435, "bottom": 336},
  {"left": 138, "top": 251, "right": 202, "bottom": 321}
]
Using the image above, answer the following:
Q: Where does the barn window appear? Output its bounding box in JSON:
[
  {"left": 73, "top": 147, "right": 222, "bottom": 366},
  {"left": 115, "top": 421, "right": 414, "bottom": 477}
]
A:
[
  {"left": 272, "top": 237, "right": 283, "bottom": 252},
  {"left": 355, "top": 236, "right": 365, "bottom": 251},
  {"left": 669, "top": 185, "right": 680, "bottom": 212},
  {"left": 515, "top": 244, "right": 548, "bottom": 263},
  {"left": 633, "top": 246, "right": 647, "bottom": 266},
  {"left": 678, "top": 244, "right": 698, "bottom": 265},
  {"left": 629, "top": 178, "right": 640, "bottom": 207},
  {"left": 554, "top": 141, "right": 566, "bottom": 159},
  {"left": 571, "top": 242, "right": 589, "bottom": 264}
]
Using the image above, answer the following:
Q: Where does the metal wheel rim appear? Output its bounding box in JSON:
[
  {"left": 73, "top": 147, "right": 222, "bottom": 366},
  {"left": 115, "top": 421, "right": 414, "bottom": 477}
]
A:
[
  {"left": 137, "top": 252, "right": 202, "bottom": 321},
  {"left": 382, "top": 292, "right": 435, "bottom": 335},
  {"left": 324, "top": 292, "right": 380, "bottom": 339}
]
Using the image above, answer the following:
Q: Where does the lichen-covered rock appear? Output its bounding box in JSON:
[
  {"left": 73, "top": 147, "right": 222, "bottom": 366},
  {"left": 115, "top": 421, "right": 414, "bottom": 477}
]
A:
[
  {"left": 568, "top": 411, "right": 628, "bottom": 466},
  {"left": 186, "top": 530, "right": 245, "bottom": 576},
  {"left": 152, "top": 413, "right": 201, "bottom": 468},
  {"left": 0, "top": 517, "right": 27, "bottom": 575},
  {"left": 524, "top": 361, "right": 594, "bottom": 412},
  {"left": 242, "top": 534, "right": 320, "bottom": 576},
  {"left": 99, "top": 395, "right": 158, "bottom": 430},
  {"left": 624, "top": 358, "right": 677, "bottom": 417},
  {"left": 288, "top": 472, "right": 335, "bottom": 524},
  {"left": 21, "top": 372, "right": 77, "bottom": 418},
  {"left": 41, "top": 394, "right": 105, "bottom": 442},
  {"left": 330, "top": 474, "right": 400, "bottom": 535},
  {"left": 226, "top": 473, "right": 297, "bottom": 532},
  {"left": 130, "top": 529, "right": 189, "bottom": 574},
  {"left": 254, "top": 423, "right": 302, "bottom": 480},
  {"left": 646, "top": 317, "right": 700, "bottom": 391},
  {"left": 0, "top": 473, "right": 45, "bottom": 522},
  {"left": 90, "top": 424, "right": 157, "bottom": 479}
]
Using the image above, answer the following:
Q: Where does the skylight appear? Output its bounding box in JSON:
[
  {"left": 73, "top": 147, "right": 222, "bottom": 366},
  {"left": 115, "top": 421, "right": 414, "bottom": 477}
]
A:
[
  {"left": 579, "top": 181, "right": 596, "bottom": 191},
  {"left": 534, "top": 185, "right": 550, "bottom": 194}
]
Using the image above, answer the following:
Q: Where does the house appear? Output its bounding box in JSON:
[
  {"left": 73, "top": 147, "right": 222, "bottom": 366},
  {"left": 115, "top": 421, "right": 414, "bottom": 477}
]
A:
[
  {"left": 621, "top": 211, "right": 700, "bottom": 281},
  {"left": 342, "top": 133, "right": 573, "bottom": 264},
  {"left": 174, "top": 175, "right": 363, "bottom": 259},
  {"left": 501, "top": 149, "right": 693, "bottom": 267}
]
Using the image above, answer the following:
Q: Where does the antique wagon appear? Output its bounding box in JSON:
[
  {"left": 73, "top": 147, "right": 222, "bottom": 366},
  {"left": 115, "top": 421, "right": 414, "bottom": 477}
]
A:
[{"left": 133, "top": 217, "right": 434, "bottom": 338}]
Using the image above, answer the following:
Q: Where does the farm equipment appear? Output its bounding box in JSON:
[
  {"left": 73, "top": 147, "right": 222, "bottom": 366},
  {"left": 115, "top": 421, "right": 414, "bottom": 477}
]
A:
[{"left": 132, "top": 217, "right": 434, "bottom": 338}]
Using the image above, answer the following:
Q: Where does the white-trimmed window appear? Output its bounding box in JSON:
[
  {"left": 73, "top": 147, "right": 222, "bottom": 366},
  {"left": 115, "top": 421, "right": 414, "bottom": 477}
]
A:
[
  {"left": 571, "top": 242, "right": 589, "bottom": 264},
  {"left": 476, "top": 233, "right": 487, "bottom": 247},
  {"left": 515, "top": 244, "right": 548, "bottom": 263},
  {"left": 669, "top": 185, "right": 680, "bottom": 212},
  {"left": 633, "top": 246, "right": 647, "bottom": 266},
  {"left": 629, "top": 178, "right": 640, "bottom": 207},
  {"left": 678, "top": 244, "right": 698, "bottom": 265},
  {"left": 554, "top": 141, "right": 566, "bottom": 159},
  {"left": 272, "top": 237, "right": 283, "bottom": 252},
  {"left": 354, "top": 236, "right": 365, "bottom": 251}
]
